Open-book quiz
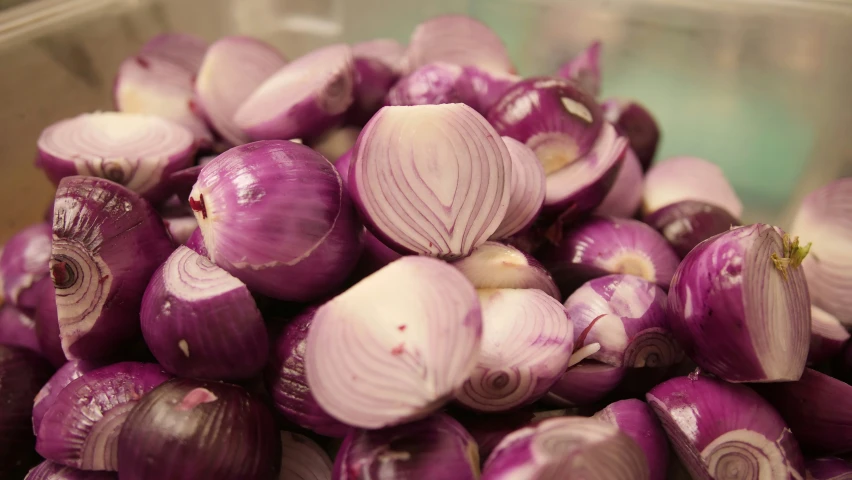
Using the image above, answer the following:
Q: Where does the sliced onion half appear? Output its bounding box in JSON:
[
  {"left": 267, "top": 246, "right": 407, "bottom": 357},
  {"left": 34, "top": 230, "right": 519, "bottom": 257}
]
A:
[
  {"left": 37, "top": 112, "right": 196, "bottom": 201},
  {"left": 490, "top": 137, "right": 546, "bottom": 239},
  {"left": 602, "top": 98, "right": 661, "bottom": 171},
  {"left": 279, "top": 432, "right": 333, "bottom": 480},
  {"left": 32, "top": 359, "right": 102, "bottom": 436},
  {"left": 643, "top": 200, "right": 740, "bottom": 258},
  {"left": 556, "top": 41, "right": 602, "bottom": 97},
  {"left": 451, "top": 242, "right": 560, "bottom": 299},
  {"left": 138, "top": 33, "right": 208, "bottom": 74},
  {"left": 305, "top": 257, "right": 482, "bottom": 429},
  {"left": 593, "top": 399, "right": 669, "bottom": 480},
  {"left": 594, "top": 147, "right": 643, "bottom": 219},
  {"left": 0, "top": 222, "right": 52, "bottom": 312},
  {"left": 642, "top": 156, "right": 742, "bottom": 218},
  {"left": 349, "top": 104, "right": 511, "bottom": 259},
  {"left": 385, "top": 62, "right": 464, "bottom": 107},
  {"left": 405, "top": 14, "right": 514, "bottom": 74},
  {"left": 347, "top": 39, "right": 404, "bottom": 124},
  {"left": 809, "top": 305, "right": 849, "bottom": 365}
]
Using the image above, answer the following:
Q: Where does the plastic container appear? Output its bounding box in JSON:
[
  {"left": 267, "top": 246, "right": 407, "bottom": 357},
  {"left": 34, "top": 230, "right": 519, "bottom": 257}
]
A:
[{"left": 0, "top": 0, "right": 850, "bottom": 241}]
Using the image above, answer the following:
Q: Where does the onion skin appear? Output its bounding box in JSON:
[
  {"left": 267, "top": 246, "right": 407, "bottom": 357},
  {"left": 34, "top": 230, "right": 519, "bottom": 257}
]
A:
[
  {"left": 491, "top": 137, "right": 546, "bottom": 239},
  {"left": 647, "top": 374, "right": 805, "bottom": 480},
  {"left": 162, "top": 215, "right": 198, "bottom": 246},
  {"left": 266, "top": 306, "right": 350, "bottom": 438},
  {"left": 537, "top": 216, "right": 680, "bottom": 296},
  {"left": 451, "top": 242, "right": 560, "bottom": 299},
  {"left": 791, "top": 178, "right": 852, "bottom": 326},
  {"left": 757, "top": 368, "right": 852, "bottom": 456},
  {"left": 195, "top": 36, "right": 287, "bottom": 146},
  {"left": 279, "top": 432, "right": 333, "bottom": 480},
  {"left": 456, "top": 66, "right": 519, "bottom": 114},
  {"left": 0, "top": 222, "right": 52, "bottom": 312},
  {"left": 593, "top": 399, "right": 669, "bottom": 480},
  {"left": 545, "top": 360, "right": 626, "bottom": 407},
  {"left": 806, "top": 457, "right": 852, "bottom": 480},
  {"left": 348, "top": 104, "right": 511, "bottom": 259},
  {"left": 333, "top": 413, "right": 480, "bottom": 480},
  {"left": 235, "top": 44, "right": 355, "bottom": 141},
  {"left": 0, "top": 304, "right": 40, "bottom": 353},
  {"left": 643, "top": 200, "right": 740, "bottom": 258},
  {"left": 138, "top": 33, "right": 208, "bottom": 74},
  {"left": 51, "top": 176, "right": 175, "bottom": 360},
  {"left": 32, "top": 276, "right": 66, "bottom": 366},
  {"left": 556, "top": 41, "right": 602, "bottom": 97},
  {"left": 141, "top": 246, "right": 268, "bottom": 380},
  {"left": 601, "top": 98, "right": 661, "bottom": 171},
  {"left": 185, "top": 227, "right": 209, "bottom": 258},
  {"left": 454, "top": 410, "right": 536, "bottom": 461},
  {"left": 565, "top": 274, "right": 682, "bottom": 368},
  {"left": 32, "top": 359, "right": 102, "bottom": 436},
  {"left": 594, "top": 148, "right": 643, "bottom": 219},
  {"left": 37, "top": 112, "right": 197, "bottom": 202},
  {"left": 482, "top": 416, "right": 649, "bottom": 480},
  {"left": 348, "top": 39, "right": 404, "bottom": 124},
  {"left": 405, "top": 14, "right": 514, "bottom": 74},
  {"left": 455, "top": 288, "right": 573, "bottom": 412},
  {"left": 306, "top": 257, "right": 482, "bottom": 429},
  {"left": 118, "top": 378, "right": 282, "bottom": 480},
  {"left": 667, "top": 224, "right": 811, "bottom": 382},
  {"left": 385, "top": 62, "right": 463, "bottom": 107},
  {"left": 25, "top": 460, "right": 117, "bottom": 479},
  {"left": 190, "top": 140, "right": 363, "bottom": 302},
  {"left": 641, "top": 156, "right": 743, "bottom": 218},
  {"left": 0, "top": 345, "right": 54, "bottom": 478},
  {"left": 36, "top": 362, "right": 171, "bottom": 471},
  {"left": 808, "top": 305, "right": 849, "bottom": 365}
]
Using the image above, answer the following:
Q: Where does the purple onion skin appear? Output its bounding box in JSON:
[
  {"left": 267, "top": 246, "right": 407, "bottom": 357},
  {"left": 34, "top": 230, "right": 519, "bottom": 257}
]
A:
[
  {"left": 138, "top": 33, "right": 208, "bottom": 74},
  {"left": 0, "top": 303, "right": 40, "bottom": 353},
  {"left": 594, "top": 399, "right": 669, "bottom": 480},
  {"left": 349, "top": 57, "right": 400, "bottom": 124},
  {"left": 118, "top": 378, "right": 282, "bottom": 480},
  {"left": 667, "top": 224, "right": 811, "bottom": 383},
  {"left": 32, "top": 276, "right": 66, "bottom": 366},
  {"left": 36, "top": 362, "right": 171, "bottom": 470},
  {"left": 349, "top": 230, "right": 403, "bottom": 281},
  {"left": 333, "top": 413, "right": 479, "bottom": 480},
  {"left": 556, "top": 41, "right": 602, "bottom": 97},
  {"left": 806, "top": 457, "right": 852, "bottom": 480},
  {"left": 265, "top": 306, "right": 349, "bottom": 438},
  {"left": 386, "top": 62, "right": 463, "bottom": 107},
  {"left": 602, "top": 99, "right": 660, "bottom": 171},
  {"left": 545, "top": 360, "right": 626, "bottom": 407},
  {"left": 32, "top": 359, "right": 102, "bottom": 435},
  {"left": 455, "top": 66, "right": 518, "bottom": 115},
  {"left": 0, "top": 345, "right": 55, "bottom": 478},
  {"left": 594, "top": 147, "right": 643, "bottom": 219},
  {"left": 166, "top": 164, "right": 202, "bottom": 205},
  {"left": 184, "top": 227, "right": 209, "bottom": 257},
  {"left": 51, "top": 176, "right": 175, "bottom": 360},
  {"left": 26, "top": 460, "right": 117, "bottom": 480},
  {"left": 809, "top": 306, "right": 850, "bottom": 365},
  {"left": 0, "top": 222, "right": 52, "bottom": 313},
  {"left": 643, "top": 200, "right": 740, "bottom": 258},
  {"left": 453, "top": 410, "right": 535, "bottom": 461}
]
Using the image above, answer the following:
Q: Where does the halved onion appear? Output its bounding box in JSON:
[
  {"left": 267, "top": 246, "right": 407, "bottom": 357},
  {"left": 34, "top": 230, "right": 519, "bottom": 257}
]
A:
[
  {"left": 642, "top": 156, "right": 742, "bottom": 218},
  {"left": 0, "top": 222, "right": 51, "bottom": 313},
  {"left": 455, "top": 410, "right": 536, "bottom": 461},
  {"left": 138, "top": 33, "right": 208, "bottom": 73},
  {"left": 32, "top": 360, "right": 102, "bottom": 436},
  {"left": 305, "top": 257, "right": 482, "bottom": 429},
  {"left": 184, "top": 228, "right": 208, "bottom": 258},
  {"left": 234, "top": 44, "right": 355, "bottom": 141},
  {"left": 37, "top": 113, "right": 196, "bottom": 201},
  {"left": 455, "top": 288, "right": 573, "bottom": 412},
  {"left": 594, "top": 399, "right": 669, "bottom": 480},
  {"left": 667, "top": 224, "right": 810, "bottom": 382},
  {"left": 32, "top": 277, "right": 66, "bottom": 366},
  {"left": 565, "top": 274, "right": 682, "bottom": 368},
  {"left": 405, "top": 15, "right": 514, "bottom": 74},
  {"left": 490, "top": 137, "right": 546, "bottom": 239},
  {"left": 348, "top": 104, "right": 511, "bottom": 259},
  {"left": 279, "top": 432, "right": 333, "bottom": 480},
  {"left": 594, "top": 148, "right": 643, "bottom": 219},
  {"left": 545, "top": 360, "right": 626, "bottom": 407},
  {"left": 642, "top": 200, "right": 740, "bottom": 258},
  {"left": 556, "top": 41, "right": 602, "bottom": 97},
  {"left": 386, "top": 62, "right": 463, "bottom": 107},
  {"left": 0, "top": 304, "right": 40, "bottom": 353},
  {"left": 195, "top": 36, "right": 287, "bottom": 145},
  {"left": 809, "top": 305, "right": 850, "bottom": 365},
  {"left": 451, "top": 242, "right": 560, "bottom": 299},
  {"left": 348, "top": 39, "right": 404, "bottom": 124},
  {"left": 602, "top": 98, "right": 661, "bottom": 171},
  {"left": 455, "top": 66, "right": 519, "bottom": 114},
  {"left": 51, "top": 176, "right": 175, "bottom": 360}
]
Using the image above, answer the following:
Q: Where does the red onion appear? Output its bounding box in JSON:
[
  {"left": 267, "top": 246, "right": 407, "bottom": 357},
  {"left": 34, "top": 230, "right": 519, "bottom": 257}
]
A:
[
  {"left": 405, "top": 15, "right": 514, "bottom": 74},
  {"left": 757, "top": 368, "right": 852, "bottom": 455},
  {"left": 279, "top": 432, "right": 333, "bottom": 480},
  {"left": 0, "top": 304, "right": 40, "bottom": 353},
  {"left": 455, "top": 66, "right": 520, "bottom": 114},
  {"left": 647, "top": 373, "right": 805, "bottom": 479},
  {"left": 491, "top": 137, "right": 546, "bottom": 239},
  {"left": 565, "top": 274, "right": 682, "bottom": 368},
  {"left": 454, "top": 410, "right": 536, "bottom": 461},
  {"left": 25, "top": 460, "right": 117, "bottom": 480},
  {"left": 234, "top": 44, "right": 355, "bottom": 141},
  {"left": 594, "top": 147, "right": 643, "bottom": 218},
  {"left": 545, "top": 360, "right": 625, "bottom": 407},
  {"left": 305, "top": 257, "right": 482, "bottom": 429},
  {"left": 37, "top": 112, "right": 197, "bottom": 201},
  {"left": 456, "top": 288, "right": 573, "bottom": 412},
  {"left": 806, "top": 457, "right": 852, "bottom": 480},
  {"left": 643, "top": 200, "right": 741, "bottom": 258},
  {"left": 791, "top": 178, "right": 852, "bottom": 326},
  {"left": 36, "top": 362, "right": 171, "bottom": 471},
  {"left": 350, "top": 230, "right": 403, "bottom": 279},
  {"left": 594, "top": 399, "right": 669, "bottom": 480},
  {"left": 140, "top": 246, "right": 268, "bottom": 380},
  {"left": 451, "top": 242, "right": 559, "bottom": 299},
  {"left": 642, "top": 156, "right": 742, "bottom": 218},
  {"left": 809, "top": 305, "right": 849, "bottom": 364},
  {"left": 349, "top": 103, "right": 511, "bottom": 259},
  {"left": 333, "top": 413, "right": 479, "bottom": 480},
  {"left": 185, "top": 227, "right": 209, "bottom": 257},
  {"left": 32, "top": 276, "right": 66, "bottom": 366},
  {"left": 0, "top": 222, "right": 51, "bottom": 312},
  {"left": 0, "top": 345, "right": 54, "bottom": 478},
  {"left": 114, "top": 54, "right": 212, "bottom": 147},
  {"left": 349, "top": 39, "right": 404, "bottom": 123},
  {"left": 385, "top": 62, "right": 463, "bottom": 106},
  {"left": 266, "top": 306, "right": 349, "bottom": 437},
  {"left": 117, "top": 378, "right": 281, "bottom": 480},
  {"left": 668, "top": 224, "right": 811, "bottom": 382},
  {"left": 51, "top": 176, "right": 175, "bottom": 360},
  {"left": 537, "top": 216, "right": 680, "bottom": 295},
  {"left": 189, "top": 140, "right": 363, "bottom": 301},
  {"left": 556, "top": 41, "right": 602, "bottom": 97},
  {"left": 32, "top": 359, "right": 102, "bottom": 435},
  {"left": 162, "top": 215, "right": 198, "bottom": 245},
  {"left": 138, "top": 33, "right": 208, "bottom": 74},
  {"left": 195, "top": 36, "right": 286, "bottom": 145},
  {"left": 482, "top": 416, "right": 649, "bottom": 479},
  {"left": 601, "top": 98, "right": 661, "bottom": 171}
]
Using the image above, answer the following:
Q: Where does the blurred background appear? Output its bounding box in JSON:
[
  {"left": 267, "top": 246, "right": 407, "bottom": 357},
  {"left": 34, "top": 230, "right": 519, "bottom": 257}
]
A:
[{"left": 0, "top": 0, "right": 850, "bottom": 241}]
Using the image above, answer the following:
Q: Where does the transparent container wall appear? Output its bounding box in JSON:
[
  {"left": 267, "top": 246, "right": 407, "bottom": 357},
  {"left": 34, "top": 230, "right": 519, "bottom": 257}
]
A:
[{"left": 0, "top": 0, "right": 850, "bottom": 241}]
